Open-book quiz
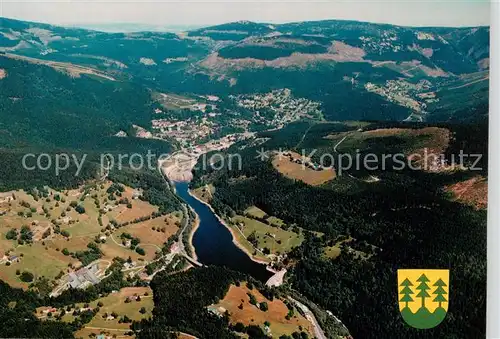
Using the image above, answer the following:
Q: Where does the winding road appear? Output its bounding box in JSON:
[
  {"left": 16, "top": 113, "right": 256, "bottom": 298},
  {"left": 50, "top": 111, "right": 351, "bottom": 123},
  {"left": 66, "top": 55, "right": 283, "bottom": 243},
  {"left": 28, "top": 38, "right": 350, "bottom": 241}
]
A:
[
  {"left": 158, "top": 162, "right": 202, "bottom": 268},
  {"left": 289, "top": 297, "right": 327, "bottom": 339},
  {"left": 333, "top": 134, "right": 349, "bottom": 153}
]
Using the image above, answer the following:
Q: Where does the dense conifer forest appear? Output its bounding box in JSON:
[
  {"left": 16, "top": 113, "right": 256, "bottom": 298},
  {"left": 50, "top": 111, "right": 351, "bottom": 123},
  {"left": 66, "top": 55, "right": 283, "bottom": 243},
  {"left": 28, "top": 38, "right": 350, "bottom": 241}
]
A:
[
  {"left": 0, "top": 15, "right": 490, "bottom": 339},
  {"left": 192, "top": 120, "right": 488, "bottom": 339}
]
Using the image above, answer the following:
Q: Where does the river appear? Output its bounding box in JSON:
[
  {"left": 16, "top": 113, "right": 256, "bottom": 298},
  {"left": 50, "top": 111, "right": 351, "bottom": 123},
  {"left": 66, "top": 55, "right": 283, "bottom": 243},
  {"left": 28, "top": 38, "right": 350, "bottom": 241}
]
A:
[{"left": 174, "top": 182, "right": 272, "bottom": 282}]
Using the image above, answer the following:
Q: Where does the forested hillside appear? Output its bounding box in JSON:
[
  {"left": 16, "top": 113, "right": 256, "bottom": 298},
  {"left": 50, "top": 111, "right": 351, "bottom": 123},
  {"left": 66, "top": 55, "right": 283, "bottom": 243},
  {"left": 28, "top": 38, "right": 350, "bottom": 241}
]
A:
[
  {"left": 191, "top": 120, "right": 487, "bottom": 338},
  {"left": 0, "top": 281, "right": 75, "bottom": 338},
  {"left": 136, "top": 266, "right": 323, "bottom": 339},
  {"left": 1, "top": 17, "right": 490, "bottom": 123},
  {"left": 0, "top": 151, "right": 98, "bottom": 192},
  {"left": 0, "top": 55, "right": 173, "bottom": 153},
  {"left": 136, "top": 267, "right": 244, "bottom": 339},
  {"left": 0, "top": 15, "right": 490, "bottom": 339}
]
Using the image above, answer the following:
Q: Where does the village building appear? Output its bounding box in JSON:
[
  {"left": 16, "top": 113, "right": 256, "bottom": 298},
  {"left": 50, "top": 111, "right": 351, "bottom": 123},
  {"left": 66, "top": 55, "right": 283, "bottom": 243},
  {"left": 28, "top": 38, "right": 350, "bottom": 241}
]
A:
[{"left": 67, "top": 262, "right": 100, "bottom": 289}]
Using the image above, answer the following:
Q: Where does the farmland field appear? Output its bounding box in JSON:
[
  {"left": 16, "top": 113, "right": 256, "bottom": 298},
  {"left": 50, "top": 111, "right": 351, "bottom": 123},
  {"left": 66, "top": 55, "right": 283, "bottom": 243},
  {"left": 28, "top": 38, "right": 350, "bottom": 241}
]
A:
[
  {"left": 190, "top": 184, "right": 215, "bottom": 204},
  {"left": 213, "top": 283, "right": 313, "bottom": 338},
  {"left": 230, "top": 215, "right": 304, "bottom": 257},
  {"left": 0, "top": 180, "right": 181, "bottom": 289},
  {"left": 153, "top": 92, "right": 197, "bottom": 110},
  {"left": 323, "top": 245, "right": 342, "bottom": 260},
  {"left": 244, "top": 206, "right": 267, "bottom": 219},
  {"left": 0, "top": 242, "right": 74, "bottom": 289},
  {"left": 445, "top": 175, "right": 488, "bottom": 209},
  {"left": 272, "top": 151, "right": 336, "bottom": 186},
  {"left": 37, "top": 287, "right": 154, "bottom": 338},
  {"left": 119, "top": 214, "right": 180, "bottom": 247}
]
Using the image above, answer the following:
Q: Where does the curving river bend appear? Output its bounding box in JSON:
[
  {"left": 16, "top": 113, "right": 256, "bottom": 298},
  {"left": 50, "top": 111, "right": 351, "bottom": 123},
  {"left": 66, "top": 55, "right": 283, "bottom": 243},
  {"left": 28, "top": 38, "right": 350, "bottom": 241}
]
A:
[{"left": 174, "top": 182, "right": 272, "bottom": 282}]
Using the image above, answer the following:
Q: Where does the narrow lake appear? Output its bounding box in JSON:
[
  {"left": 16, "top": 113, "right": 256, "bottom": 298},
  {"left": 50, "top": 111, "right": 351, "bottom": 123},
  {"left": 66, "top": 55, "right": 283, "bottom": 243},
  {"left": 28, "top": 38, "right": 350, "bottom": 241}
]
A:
[{"left": 174, "top": 182, "right": 272, "bottom": 282}]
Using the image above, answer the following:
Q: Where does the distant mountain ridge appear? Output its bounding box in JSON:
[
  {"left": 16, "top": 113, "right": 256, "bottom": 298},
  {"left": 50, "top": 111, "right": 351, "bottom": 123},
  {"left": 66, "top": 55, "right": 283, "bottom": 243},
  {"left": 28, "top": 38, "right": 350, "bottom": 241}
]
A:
[
  {"left": 0, "top": 16, "right": 490, "bottom": 123},
  {"left": 190, "top": 19, "right": 489, "bottom": 73},
  {"left": 67, "top": 23, "right": 205, "bottom": 33}
]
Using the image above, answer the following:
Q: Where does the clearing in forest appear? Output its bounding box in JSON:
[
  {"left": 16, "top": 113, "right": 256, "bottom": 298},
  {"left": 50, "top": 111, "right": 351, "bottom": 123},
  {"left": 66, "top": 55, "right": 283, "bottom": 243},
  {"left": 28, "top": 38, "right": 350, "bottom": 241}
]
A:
[
  {"left": 212, "top": 283, "right": 313, "bottom": 338},
  {"left": 230, "top": 215, "right": 303, "bottom": 258},
  {"left": 272, "top": 151, "right": 336, "bottom": 186}
]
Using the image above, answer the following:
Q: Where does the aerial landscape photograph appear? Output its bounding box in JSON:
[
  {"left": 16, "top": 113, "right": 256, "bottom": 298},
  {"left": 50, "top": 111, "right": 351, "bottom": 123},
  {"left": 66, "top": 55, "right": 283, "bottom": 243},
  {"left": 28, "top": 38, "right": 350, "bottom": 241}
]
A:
[{"left": 0, "top": 1, "right": 492, "bottom": 338}]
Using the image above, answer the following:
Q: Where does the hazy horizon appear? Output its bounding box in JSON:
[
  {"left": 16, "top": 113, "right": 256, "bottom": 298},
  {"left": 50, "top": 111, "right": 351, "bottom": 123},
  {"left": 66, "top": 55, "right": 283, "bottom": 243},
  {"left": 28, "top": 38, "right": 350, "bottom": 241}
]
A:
[{"left": 0, "top": 1, "right": 491, "bottom": 30}]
